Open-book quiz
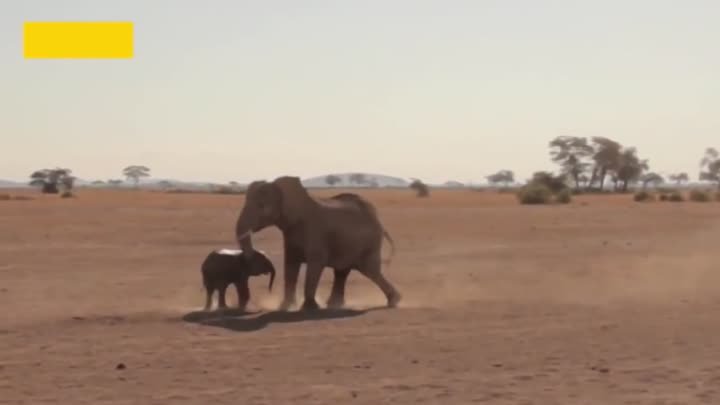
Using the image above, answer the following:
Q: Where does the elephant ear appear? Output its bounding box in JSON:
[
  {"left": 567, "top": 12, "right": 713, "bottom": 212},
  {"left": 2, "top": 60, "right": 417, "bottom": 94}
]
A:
[
  {"left": 244, "top": 180, "right": 267, "bottom": 197},
  {"left": 272, "top": 176, "right": 311, "bottom": 224}
]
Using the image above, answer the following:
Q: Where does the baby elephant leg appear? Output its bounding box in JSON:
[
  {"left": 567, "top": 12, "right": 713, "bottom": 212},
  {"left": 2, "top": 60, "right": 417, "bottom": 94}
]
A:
[
  {"left": 217, "top": 284, "right": 229, "bottom": 309},
  {"left": 204, "top": 287, "right": 214, "bottom": 311}
]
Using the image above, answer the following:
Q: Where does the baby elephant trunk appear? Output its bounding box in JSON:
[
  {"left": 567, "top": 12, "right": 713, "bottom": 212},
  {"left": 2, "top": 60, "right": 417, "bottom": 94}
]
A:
[{"left": 267, "top": 266, "right": 275, "bottom": 292}]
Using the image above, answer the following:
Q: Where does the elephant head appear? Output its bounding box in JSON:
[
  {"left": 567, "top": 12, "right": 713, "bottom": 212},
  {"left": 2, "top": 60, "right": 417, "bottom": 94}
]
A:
[
  {"left": 244, "top": 253, "right": 276, "bottom": 292},
  {"left": 235, "top": 176, "right": 312, "bottom": 257}
]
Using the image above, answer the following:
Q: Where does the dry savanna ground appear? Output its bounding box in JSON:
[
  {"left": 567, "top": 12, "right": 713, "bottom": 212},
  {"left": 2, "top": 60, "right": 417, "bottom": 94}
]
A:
[{"left": 1, "top": 188, "right": 720, "bottom": 404}]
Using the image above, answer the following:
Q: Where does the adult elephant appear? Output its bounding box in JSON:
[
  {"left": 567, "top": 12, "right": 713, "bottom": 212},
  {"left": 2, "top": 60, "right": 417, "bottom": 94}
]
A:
[{"left": 235, "top": 176, "right": 401, "bottom": 311}]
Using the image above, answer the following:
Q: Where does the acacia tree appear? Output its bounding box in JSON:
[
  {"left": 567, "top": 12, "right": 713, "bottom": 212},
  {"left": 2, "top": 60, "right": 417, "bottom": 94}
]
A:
[
  {"left": 486, "top": 170, "right": 514, "bottom": 187},
  {"left": 549, "top": 136, "right": 593, "bottom": 190},
  {"left": 589, "top": 137, "right": 622, "bottom": 191},
  {"left": 122, "top": 165, "right": 151, "bottom": 188},
  {"left": 615, "top": 147, "right": 648, "bottom": 192},
  {"left": 29, "top": 168, "right": 74, "bottom": 194},
  {"left": 640, "top": 172, "right": 664, "bottom": 190},
  {"left": 409, "top": 179, "right": 429, "bottom": 197},
  {"left": 699, "top": 147, "right": 720, "bottom": 189},
  {"left": 325, "top": 174, "right": 341, "bottom": 187},
  {"left": 668, "top": 172, "right": 689, "bottom": 186}
]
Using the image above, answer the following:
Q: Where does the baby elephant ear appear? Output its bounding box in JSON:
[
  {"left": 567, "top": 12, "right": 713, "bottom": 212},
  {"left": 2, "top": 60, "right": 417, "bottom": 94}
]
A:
[
  {"left": 272, "top": 176, "right": 310, "bottom": 224},
  {"left": 245, "top": 180, "right": 266, "bottom": 195}
]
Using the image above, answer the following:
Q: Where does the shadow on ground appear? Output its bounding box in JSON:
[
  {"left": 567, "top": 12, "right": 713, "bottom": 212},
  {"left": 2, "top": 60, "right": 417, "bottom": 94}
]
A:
[{"left": 182, "top": 307, "right": 386, "bottom": 332}]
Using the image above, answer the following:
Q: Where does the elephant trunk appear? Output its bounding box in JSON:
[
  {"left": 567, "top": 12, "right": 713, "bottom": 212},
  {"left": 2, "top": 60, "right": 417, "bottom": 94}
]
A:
[
  {"left": 235, "top": 212, "right": 255, "bottom": 259},
  {"left": 267, "top": 267, "right": 275, "bottom": 292}
]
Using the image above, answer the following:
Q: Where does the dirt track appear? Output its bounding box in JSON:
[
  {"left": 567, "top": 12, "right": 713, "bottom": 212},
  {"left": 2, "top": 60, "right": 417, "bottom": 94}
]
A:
[{"left": 1, "top": 188, "right": 719, "bottom": 404}]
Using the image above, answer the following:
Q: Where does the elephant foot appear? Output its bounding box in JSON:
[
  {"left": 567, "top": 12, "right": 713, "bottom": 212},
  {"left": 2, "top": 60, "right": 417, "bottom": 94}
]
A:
[
  {"left": 387, "top": 292, "right": 402, "bottom": 308},
  {"left": 301, "top": 299, "right": 320, "bottom": 311},
  {"left": 326, "top": 297, "right": 345, "bottom": 309},
  {"left": 278, "top": 299, "right": 296, "bottom": 312}
]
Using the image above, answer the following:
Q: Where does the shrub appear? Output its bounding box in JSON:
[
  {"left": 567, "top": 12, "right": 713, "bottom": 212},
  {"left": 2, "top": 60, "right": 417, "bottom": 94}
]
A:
[
  {"left": 555, "top": 188, "right": 572, "bottom": 204},
  {"left": 60, "top": 191, "right": 74, "bottom": 198},
  {"left": 517, "top": 184, "right": 552, "bottom": 205},
  {"left": 668, "top": 191, "right": 684, "bottom": 202},
  {"left": 0, "top": 194, "right": 35, "bottom": 201},
  {"left": 165, "top": 188, "right": 198, "bottom": 194},
  {"left": 633, "top": 191, "right": 655, "bottom": 202},
  {"left": 529, "top": 171, "right": 568, "bottom": 194},
  {"left": 689, "top": 189, "right": 711, "bottom": 202},
  {"left": 212, "top": 186, "right": 246, "bottom": 195},
  {"left": 409, "top": 180, "right": 430, "bottom": 198},
  {"left": 659, "top": 194, "right": 668, "bottom": 201}
]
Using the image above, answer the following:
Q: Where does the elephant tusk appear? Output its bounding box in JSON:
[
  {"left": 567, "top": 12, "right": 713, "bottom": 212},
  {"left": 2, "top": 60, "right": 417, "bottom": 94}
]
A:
[{"left": 236, "top": 230, "right": 253, "bottom": 242}]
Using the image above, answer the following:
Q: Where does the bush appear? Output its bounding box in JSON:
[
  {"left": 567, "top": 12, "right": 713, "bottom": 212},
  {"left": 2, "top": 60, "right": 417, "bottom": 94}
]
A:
[
  {"left": 555, "top": 188, "right": 572, "bottom": 204},
  {"left": 164, "top": 188, "right": 198, "bottom": 194},
  {"left": 0, "top": 194, "right": 34, "bottom": 201},
  {"left": 212, "top": 186, "right": 246, "bottom": 195},
  {"left": 633, "top": 191, "right": 655, "bottom": 202},
  {"left": 409, "top": 180, "right": 430, "bottom": 198},
  {"left": 659, "top": 194, "right": 668, "bottom": 201},
  {"left": 517, "top": 184, "right": 552, "bottom": 205},
  {"left": 529, "top": 171, "right": 568, "bottom": 194},
  {"left": 689, "top": 189, "right": 711, "bottom": 202},
  {"left": 60, "top": 191, "right": 74, "bottom": 198},
  {"left": 668, "top": 191, "right": 684, "bottom": 202}
]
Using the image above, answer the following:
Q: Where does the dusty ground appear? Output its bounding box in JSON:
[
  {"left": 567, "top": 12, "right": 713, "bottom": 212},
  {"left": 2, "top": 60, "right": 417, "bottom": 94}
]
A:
[{"left": 1, "top": 188, "right": 719, "bottom": 404}]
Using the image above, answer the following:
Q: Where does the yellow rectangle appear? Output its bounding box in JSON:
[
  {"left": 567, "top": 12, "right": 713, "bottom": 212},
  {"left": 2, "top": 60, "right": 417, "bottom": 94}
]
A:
[{"left": 23, "top": 21, "right": 133, "bottom": 59}]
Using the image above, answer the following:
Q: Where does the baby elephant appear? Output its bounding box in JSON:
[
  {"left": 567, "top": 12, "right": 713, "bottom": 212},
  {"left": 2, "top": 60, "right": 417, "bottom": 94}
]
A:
[{"left": 201, "top": 248, "right": 276, "bottom": 311}]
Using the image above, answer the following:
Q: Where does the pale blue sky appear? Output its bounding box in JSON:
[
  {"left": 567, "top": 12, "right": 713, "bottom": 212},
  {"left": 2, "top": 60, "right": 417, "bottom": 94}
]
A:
[{"left": 2, "top": 0, "right": 718, "bottom": 183}]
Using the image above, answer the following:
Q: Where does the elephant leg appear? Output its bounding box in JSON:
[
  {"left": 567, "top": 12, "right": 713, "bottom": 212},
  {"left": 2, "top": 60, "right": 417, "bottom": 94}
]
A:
[
  {"left": 217, "top": 284, "right": 228, "bottom": 309},
  {"left": 279, "top": 260, "right": 301, "bottom": 311},
  {"left": 327, "top": 268, "right": 350, "bottom": 309},
  {"left": 204, "top": 287, "right": 214, "bottom": 311},
  {"left": 301, "top": 262, "right": 324, "bottom": 311},
  {"left": 235, "top": 279, "right": 250, "bottom": 311},
  {"left": 359, "top": 255, "right": 401, "bottom": 308}
]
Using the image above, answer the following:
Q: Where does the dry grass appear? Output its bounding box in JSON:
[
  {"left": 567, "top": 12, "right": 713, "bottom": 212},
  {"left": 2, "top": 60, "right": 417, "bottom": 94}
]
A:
[{"left": 1, "top": 188, "right": 720, "bottom": 404}]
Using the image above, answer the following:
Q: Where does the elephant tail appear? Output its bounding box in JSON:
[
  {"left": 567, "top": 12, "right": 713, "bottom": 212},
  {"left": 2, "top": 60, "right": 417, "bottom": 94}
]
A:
[{"left": 381, "top": 228, "right": 396, "bottom": 269}]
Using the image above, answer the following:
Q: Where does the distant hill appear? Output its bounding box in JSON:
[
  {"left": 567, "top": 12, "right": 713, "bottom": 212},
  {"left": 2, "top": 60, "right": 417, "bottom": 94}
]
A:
[
  {"left": 301, "top": 173, "right": 411, "bottom": 188},
  {"left": 76, "top": 178, "right": 222, "bottom": 190},
  {"left": 0, "top": 179, "right": 28, "bottom": 188},
  {"left": 2, "top": 174, "right": 472, "bottom": 190}
]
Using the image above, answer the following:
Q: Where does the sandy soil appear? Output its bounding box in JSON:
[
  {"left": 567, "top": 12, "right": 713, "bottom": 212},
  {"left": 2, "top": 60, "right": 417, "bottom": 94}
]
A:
[{"left": 1, "top": 188, "right": 719, "bottom": 404}]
